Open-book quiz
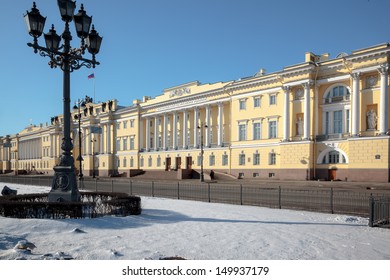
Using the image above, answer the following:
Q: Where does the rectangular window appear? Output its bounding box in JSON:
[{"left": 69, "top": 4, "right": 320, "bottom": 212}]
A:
[
  {"left": 197, "top": 155, "right": 202, "bottom": 166},
  {"left": 269, "top": 121, "right": 277, "bottom": 139},
  {"left": 253, "top": 153, "right": 260, "bottom": 165},
  {"left": 123, "top": 157, "right": 127, "bottom": 167},
  {"left": 130, "top": 157, "right": 134, "bottom": 167},
  {"left": 130, "top": 137, "right": 135, "bottom": 150},
  {"left": 130, "top": 119, "right": 134, "bottom": 128},
  {"left": 253, "top": 122, "right": 261, "bottom": 140},
  {"left": 254, "top": 97, "right": 261, "bottom": 108},
  {"left": 157, "top": 157, "right": 161, "bottom": 167},
  {"left": 116, "top": 138, "right": 121, "bottom": 151},
  {"left": 209, "top": 154, "right": 215, "bottom": 166},
  {"left": 239, "top": 154, "right": 246, "bottom": 165},
  {"left": 270, "top": 95, "right": 276, "bottom": 105},
  {"left": 333, "top": 110, "right": 342, "bottom": 133},
  {"left": 239, "top": 124, "right": 246, "bottom": 141},
  {"left": 148, "top": 157, "right": 152, "bottom": 167},
  {"left": 116, "top": 122, "right": 120, "bottom": 130},
  {"left": 222, "top": 154, "right": 228, "bottom": 166},
  {"left": 123, "top": 138, "right": 128, "bottom": 151},
  {"left": 346, "top": 109, "right": 350, "bottom": 133},
  {"left": 239, "top": 99, "right": 246, "bottom": 110},
  {"left": 325, "top": 112, "right": 329, "bottom": 135},
  {"left": 140, "top": 157, "right": 144, "bottom": 167},
  {"left": 269, "top": 153, "right": 276, "bottom": 165},
  {"left": 123, "top": 121, "right": 127, "bottom": 129}
]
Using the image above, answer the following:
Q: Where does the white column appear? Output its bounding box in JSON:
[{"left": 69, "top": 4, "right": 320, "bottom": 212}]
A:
[
  {"left": 283, "top": 86, "right": 290, "bottom": 141},
  {"left": 106, "top": 123, "right": 111, "bottom": 154},
  {"left": 218, "top": 102, "right": 224, "bottom": 146},
  {"left": 182, "top": 110, "right": 187, "bottom": 149},
  {"left": 154, "top": 116, "right": 159, "bottom": 150},
  {"left": 172, "top": 112, "right": 178, "bottom": 149},
  {"left": 163, "top": 114, "right": 168, "bottom": 150},
  {"left": 351, "top": 72, "right": 361, "bottom": 136},
  {"left": 379, "top": 65, "right": 389, "bottom": 134},
  {"left": 193, "top": 107, "right": 199, "bottom": 148},
  {"left": 88, "top": 128, "right": 92, "bottom": 155},
  {"left": 303, "top": 82, "right": 311, "bottom": 140},
  {"left": 205, "top": 105, "right": 211, "bottom": 147},
  {"left": 139, "top": 118, "right": 144, "bottom": 151},
  {"left": 145, "top": 117, "right": 150, "bottom": 151}
]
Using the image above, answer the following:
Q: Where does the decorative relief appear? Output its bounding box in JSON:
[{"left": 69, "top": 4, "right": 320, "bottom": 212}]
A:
[
  {"left": 169, "top": 87, "right": 191, "bottom": 98},
  {"left": 365, "top": 75, "right": 378, "bottom": 89},
  {"left": 294, "top": 88, "right": 304, "bottom": 100}
]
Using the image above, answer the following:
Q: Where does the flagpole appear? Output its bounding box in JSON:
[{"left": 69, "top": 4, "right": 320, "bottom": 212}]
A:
[{"left": 93, "top": 73, "right": 96, "bottom": 102}]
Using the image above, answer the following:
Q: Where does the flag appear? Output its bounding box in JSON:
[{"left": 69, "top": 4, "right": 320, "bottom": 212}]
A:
[{"left": 88, "top": 73, "right": 95, "bottom": 79}]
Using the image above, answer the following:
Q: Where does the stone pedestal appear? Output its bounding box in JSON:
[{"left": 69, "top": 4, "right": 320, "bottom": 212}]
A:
[{"left": 48, "top": 165, "right": 80, "bottom": 202}]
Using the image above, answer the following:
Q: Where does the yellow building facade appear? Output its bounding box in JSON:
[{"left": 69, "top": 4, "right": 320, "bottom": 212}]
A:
[{"left": 1, "top": 43, "right": 390, "bottom": 182}]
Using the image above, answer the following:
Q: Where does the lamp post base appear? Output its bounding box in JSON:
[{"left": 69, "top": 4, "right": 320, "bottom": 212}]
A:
[{"left": 48, "top": 165, "right": 80, "bottom": 202}]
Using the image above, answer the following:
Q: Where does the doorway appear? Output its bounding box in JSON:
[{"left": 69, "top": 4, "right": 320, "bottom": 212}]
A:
[
  {"left": 175, "top": 157, "right": 182, "bottom": 170},
  {"left": 328, "top": 169, "right": 336, "bottom": 181},
  {"left": 186, "top": 156, "right": 192, "bottom": 169},
  {"left": 165, "top": 157, "right": 171, "bottom": 171}
]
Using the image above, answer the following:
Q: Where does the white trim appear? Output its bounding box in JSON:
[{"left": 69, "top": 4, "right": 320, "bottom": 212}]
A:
[{"left": 316, "top": 147, "right": 349, "bottom": 164}]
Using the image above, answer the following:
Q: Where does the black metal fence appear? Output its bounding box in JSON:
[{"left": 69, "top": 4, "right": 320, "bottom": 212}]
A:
[
  {"left": 0, "top": 176, "right": 387, "bottom": 219},
  {"left": 369, "top": 197, "right": 390, "bottom": 228}
]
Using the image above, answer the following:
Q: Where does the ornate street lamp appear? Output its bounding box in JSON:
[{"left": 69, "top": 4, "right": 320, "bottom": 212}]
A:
[
  {"left": 24, "top": 1, "right": 102, "bottom": 202},
  {"left": 198, "top": 123, "right": 208, "bottom": 182}
]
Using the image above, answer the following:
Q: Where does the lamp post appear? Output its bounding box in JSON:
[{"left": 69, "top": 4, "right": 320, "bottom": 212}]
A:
[
  {"left": 91, "top": 139, "right": 96, "bottom": 178},
  {"left": 198, "top": 123, "right": 208, "bottom": 182},
  {"left": 24, "top": 1, "right": 102, "bottom": 202},
  {"left": 73, "top": 99, "right": 86, "bottom": 188}
]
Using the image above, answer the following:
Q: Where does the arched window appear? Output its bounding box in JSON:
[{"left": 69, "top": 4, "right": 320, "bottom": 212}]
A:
[
  {"left": 324, "top": 85, "right": 350, "bottom": 104},
  {"left": 318, "top": 148, "right": 348, "bottom": 164},
  {"left": 321, "top": 85, "right": 351, "bottom": 137}
]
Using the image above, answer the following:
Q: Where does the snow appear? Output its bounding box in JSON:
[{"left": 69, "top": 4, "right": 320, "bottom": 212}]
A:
[{"left": 0, "top": 183, "right": 389, "bottom": 260}]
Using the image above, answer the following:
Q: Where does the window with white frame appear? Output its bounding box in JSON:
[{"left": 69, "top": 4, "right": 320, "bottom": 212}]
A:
[
  {"left": 148, "top": 157, "right": 152, "bottom": 167},
  {"left": 321, "top": 150, "right": 347, "bottom": 164},
  {"left": 222, "top": 154, "right": 228, "bottom": 166},
  {"left": 238, "top": 123, "right": 247, "bottom": 141},
  {"left": 269, "top": 152, "right": 276, "bottom": 165},
  {"left": 130, "top": 157, "right": 134, "bottom": 167},
  {"left": 157, "top": 156, "right": 161, "bottom": 167},
  {"left": 269, "top": 94, "right": 276, "bottom": 105},
  {"left": 322, "top": 85, "right": 351, "bottom": 136},
  {"left": 123, "top": 157, "right": 127, "bottom": 167},
  {"left": 268, "top": 121, "right": 277, "bottom": 139},
  {"left": 130, "top": 136, "right": 135, "bottom": 150},
  {"left": 123, "top": 121, "right": 128, "bottom": 129},
  {"left": 253, "top": 96, "right": 261, "bottom": 108},
  {"left": 253, "top": 122, "right": 261, "bottom": 140},
  {"left": 209, "top": 154, "right": 215, "bottom": 166},
  {"left": 239, "top": 99, "right": 247, "bottom": 110},
  {"left": 123, "top": 137, "right": 128, "bottom": 151},
  {"left": 253, "top": 152, "right": 260, "bottom": 165},
  {"left": 116, "top": 122, "right": 120, "bottom": 130},
  {"left": 239, "top": 153, "right": 246, "bottom": 165},
  {"left": 116, "top": 138, "right": 121, "bottom": 151},
  {"left": 130, "top": 119, "right": 134, "bottom": 128}
]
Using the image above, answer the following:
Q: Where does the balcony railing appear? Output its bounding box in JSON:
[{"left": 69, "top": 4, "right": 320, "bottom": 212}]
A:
[{"left": 323, "top": 95, "right": 350, "bottom": 104}]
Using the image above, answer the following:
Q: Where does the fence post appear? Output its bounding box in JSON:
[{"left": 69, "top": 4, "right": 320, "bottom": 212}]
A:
[
  {"left": 177, "top": 182, "right": 180, "bottom": 200},
  {"left": 369, "top": 194, "right": 374, "bottom": 227},
  {"left": 330, "top": 188, "right": 334, "bottom": 214},
  {"left": 208, "top": 183, "right": 211, "bottom": 203},
  {"left": 240, "top": 184, "right": 243, "bottom": 205},
  {"left": 278, "top": 186, "right": 282, "bottom": 209}
]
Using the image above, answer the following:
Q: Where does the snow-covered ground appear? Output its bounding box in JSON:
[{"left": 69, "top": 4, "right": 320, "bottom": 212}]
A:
[{"left": 0, "top": 183, "right": 389, "bottom": 260}]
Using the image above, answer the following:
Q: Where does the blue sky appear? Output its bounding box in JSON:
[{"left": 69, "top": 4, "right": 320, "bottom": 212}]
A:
[{"left": 0, "top": 0, "right": 389, "bottom": 137}]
